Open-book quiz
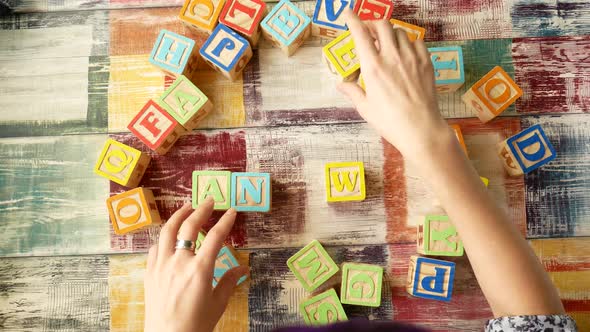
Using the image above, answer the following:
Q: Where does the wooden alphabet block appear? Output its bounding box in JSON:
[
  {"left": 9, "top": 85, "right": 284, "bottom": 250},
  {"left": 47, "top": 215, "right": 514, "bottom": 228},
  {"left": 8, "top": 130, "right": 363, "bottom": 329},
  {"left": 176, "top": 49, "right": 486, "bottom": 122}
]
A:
[
  {"left": 230, "top": 172, "right": 271, "bottom": 212},
  {"left": 192, "top": 170, "right": 232, "bottom": 210},
  {"left": 450, "top": 124, "right": 468, "bottom": 156},
  {"left": 200, "top": 23, "right": 253, "bottom": 81},
  {"left": 417, "top": 215, "right": 464, "bottom": 256},
  {"left": 213, "top": 245, "right": 248, "bottom": 287},
  {"left": 389, "top": 19, "right": 425, "bottom": 42},
  {"left": 322, "top": 31, "right": 360, "bottom": 82},
  {"left": 149, "top": 29, "right": 198, "bottom": 77},
  {"left": 497, "top": 124, "right": 556, "bottom": 176},
  {"left": 219, "top": 0, "right": 266, "bottom": 47},
  {"left": 260, "top": 0, "right": 311, "bottom": 56},
  {"left": 406, "top": 255, "right": 455, "bottom": 302},
  {"left": 179, "top": 0, "right": 226, "bottom": 33},
  {"left": 287, "top": 240, "right": 339, "bottom": 292},
  {"left": 127, "top": 100, "right": 186, "bottom": 155},
  {"left": 158, "top": 75, "right": 213, "bottom": 131},
  {"left": 340, "top": 263, "right": 383, "bottom": 307},
  {"left": 94, "top": 139, "right": 151, "bottom": 187},
  {"left": 312, "top": 0, "right": 354, "bottom": 39},
  {"left": 354, "top": 0, "right": 393, "bottom": 20},
  {"left": 300, "top": 289, "right": 348, "bottom": 325},
  {"left": 195, "top": 231, "right": 207, "bottom": 252},
  {"left": 480, "top": 176, "right": 489, "bottom": 187},
  {"left": 462, "top": 66, "right": 523, "bottom": 123},
  {"left": 428, "top": 46, "right": 464, "bottom": 93},
  {"left": 106, "top": 187, "right": 162, "bottom": 235},
  {"left": 325, "top": 161, "right": 366, "bottom": 202}
]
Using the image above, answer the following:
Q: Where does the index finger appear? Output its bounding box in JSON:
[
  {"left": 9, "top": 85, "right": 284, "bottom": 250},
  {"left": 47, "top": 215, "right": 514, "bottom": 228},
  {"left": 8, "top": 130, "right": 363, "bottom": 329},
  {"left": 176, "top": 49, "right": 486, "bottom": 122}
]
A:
[{"left": 343, "top": 9, "right": 378, "bottom": 65}]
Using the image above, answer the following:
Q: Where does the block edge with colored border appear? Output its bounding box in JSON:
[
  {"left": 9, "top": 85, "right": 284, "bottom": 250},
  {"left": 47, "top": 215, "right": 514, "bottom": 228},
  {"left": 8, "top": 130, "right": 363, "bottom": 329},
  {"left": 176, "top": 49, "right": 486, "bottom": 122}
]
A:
[
  {"left": 287, "top": 239, "right": 339, "bottom": 292},
  {"left": 340, "top": 262, "right": 384, "bottom": 307}
]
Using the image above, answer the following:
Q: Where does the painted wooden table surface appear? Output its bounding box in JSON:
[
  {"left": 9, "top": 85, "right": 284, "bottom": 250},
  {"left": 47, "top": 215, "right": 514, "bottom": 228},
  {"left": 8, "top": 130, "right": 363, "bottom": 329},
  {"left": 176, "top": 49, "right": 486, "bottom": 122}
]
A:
[{"left": 1, "top": 0, "right": 589, "bottom": 331}]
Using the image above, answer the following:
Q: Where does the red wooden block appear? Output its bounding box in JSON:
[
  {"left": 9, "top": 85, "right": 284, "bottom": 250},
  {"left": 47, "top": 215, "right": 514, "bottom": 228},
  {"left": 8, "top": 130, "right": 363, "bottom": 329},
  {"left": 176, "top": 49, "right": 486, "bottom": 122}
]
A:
[
  {"left": 127, "top": 100, "right": 185, "bottom": 155},
  {"left": 354, "top": 0, "right": 393, "bottom": 21},
  {"left": 219, "top": 0, "right": 267, "bottom": 47}
]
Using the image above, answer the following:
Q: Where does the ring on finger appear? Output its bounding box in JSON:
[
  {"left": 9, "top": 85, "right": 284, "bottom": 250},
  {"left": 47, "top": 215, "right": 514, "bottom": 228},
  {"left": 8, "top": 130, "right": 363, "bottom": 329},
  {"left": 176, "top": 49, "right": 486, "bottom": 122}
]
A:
[{"left": 175, "top": 239, "right": 196, "bottom": 251}]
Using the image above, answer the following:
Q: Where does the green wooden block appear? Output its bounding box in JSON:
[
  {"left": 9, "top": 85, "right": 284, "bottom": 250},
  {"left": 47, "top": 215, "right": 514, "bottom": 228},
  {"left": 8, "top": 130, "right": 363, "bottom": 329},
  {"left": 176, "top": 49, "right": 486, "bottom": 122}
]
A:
[
  {"left": 192, "top": 170, "right": 232, "bottom": 210},
  {"left": 417, "top": 215, "right": 464, "bottom": 256},
  {"left": 300, "top": 289, "right": 348, "bottom": 325},
  {"left": 287, "top": 240, "right": 339, "bottom": 292},
  {"left": 159, "top": 75, "right": 212, "bottom": 131},
  {"left": 194, "top": 231, "right": 206, "bottom": 252},
  {"left": 340, "top": 263, "right": 383, "bottom": 307}
]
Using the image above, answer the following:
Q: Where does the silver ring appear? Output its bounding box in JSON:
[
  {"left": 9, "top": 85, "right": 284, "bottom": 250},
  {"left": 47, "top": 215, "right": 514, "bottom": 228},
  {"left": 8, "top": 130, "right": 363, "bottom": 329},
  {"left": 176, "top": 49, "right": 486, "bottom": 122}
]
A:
[{"left": 175, "top": 239, "right": 196, "bottom": 251}]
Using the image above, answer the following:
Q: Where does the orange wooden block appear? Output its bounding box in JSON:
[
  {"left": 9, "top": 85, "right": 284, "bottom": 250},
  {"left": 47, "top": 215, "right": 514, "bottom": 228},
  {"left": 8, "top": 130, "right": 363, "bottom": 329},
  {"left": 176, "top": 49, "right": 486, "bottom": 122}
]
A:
[
  {"left": 106, "top": 187, "right": 162, "bottom": 235},
  {"left": 450, "top": 124, "right": 468, "bottom": 156},
  {"left": 389, "top": 19, "right": 425, "bottom": 42},
  {"left": 219, "top": 0, "right": 267, "bottom": 47},
  {"left": 179, "top": 0, "right": 226, "bottom": 33},
  {"left": 94, "top": 139, "right": 151, "bottom": 188}
]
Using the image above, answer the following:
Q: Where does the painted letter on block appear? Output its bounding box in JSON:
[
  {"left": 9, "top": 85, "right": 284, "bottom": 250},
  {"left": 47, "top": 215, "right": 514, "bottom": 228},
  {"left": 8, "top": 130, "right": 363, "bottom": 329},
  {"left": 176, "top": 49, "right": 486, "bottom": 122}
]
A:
[
  {"left": 213, "top": 246, "right": 248, "bottom": 286},
  {"left": 428, "top": 46, "right": 464, "bottom": 93},
  {"left": 200, "top": 23, "right": 253, "bottom": 81},
  {"left": 417, "top": 215, "right": 464, "bottom": 256},
  {"left": 389, "top": 19, "right": 426, "bottom": 42},
  {"left": 219, "top": 0, "right": 266, "bottom": 46},
  {"left": 127, "top": 100, "right": 185, "bottom": 155},
  {"left": 406, "top": 256, "right": 455, "bottom": 302},
  {"left": 106, "top": 188, "right": 162, "bottom": 235},
  {"left": 159, "top": 75, "right": 213, "bottom": 131},
  {"left": 323, "top": 31, "right": 360, "bottom": 82},
  {"left": 192, "top": 170, "right": 232, "bottom": 210},
  {"left": 287, "top": 240, "right": 339, "bottom": 292},
  {"left": 354, "top": 0, "right": 393, "bottom": 20},
  {"left": 312, "top": 0, "right": 355, "bottom": 38},
  {"left": 498, "top": 124, "right": 556, "bottom": 176},
  {"left": 179, "top": 0, "right": 225, "bottom": 33},
  {"left": 325, "top": 161, "right": 366, "bottom": 202},
  {"left": 260, "top": 0, "right": 311, "bottom": 56},
  {"left": 149, "top": 29, "right": 196, "bottom": 76},
  {"left": 94, "top": 139, "right": 151, "bottom": 187},
  {"left": 230, "top": 172, "right": 271, "bottom": 212},
  {"left": 340, "top": 263, "right": 383, "bottom": 307},
  {"left": 300, "top": 289, "right": 348, "bottom": 325}
]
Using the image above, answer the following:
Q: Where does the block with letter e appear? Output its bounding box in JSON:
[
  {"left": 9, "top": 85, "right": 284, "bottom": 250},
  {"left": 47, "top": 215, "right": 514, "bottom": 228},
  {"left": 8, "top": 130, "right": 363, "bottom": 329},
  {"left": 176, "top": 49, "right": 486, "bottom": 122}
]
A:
[
  {"left": 192, "top": 170, "right": 232, "bottom": 210},
  {"left": 106, "top": 187, "right": 162, "bottom": 235},
  {"left": 149, "top": 29, "right": 198, "bottom": 77},
  {"left": 127, "top": 100, "right": 185, "bottom": 155},
  {"left": 213, "top": 245, "right": 248, "bottom": 287},
  {"left": 230, "top": 172, "right": 271, "bottom": 212},
  {"left": 219, "top": 0, "right": 267, "bottom": 47},
  {"left": 260, "top": 0, "right": 311, "bottom": 56},
  {"left": 354, "top": 0, "right": 393, "bottom": 21},
  {"left": 159, "top": 75, "right": 213, "bottom": 131},
  {"left": 312, "top": 0, "right": 354, "bottom": 39},
  {"left": 428, "top": 46, "right": 464, "bottom": 93},
  {"left": 462, "top": 66, "right": 523, "bottom": 123},
  {"left": 179, "top": 0, "right": 225, "bottom": 33},
  {"left": 287, "top": 240, "right": 339, "bottom": 292},
  {"left": 340, "top": 263, "right": 383, "bottom": 307},
  {"left": 417, "top": 215, "right": 464, "bottom": 257},
  {"left": 498, "top": 124, "right": 556, "bottom": 176},
  {"left": 94, "top": 138, "right": 151, "bottom": 188},
  {"left": 300, "top": 289, "right": 348, "bottom": 325},
  {"left": 200, "top": 24, "right": 253, "bottom": 81},
  {"left": 406, "top": 255, "right": 455, "bottom": 302},
  {"left": 322, "top": 31, "right": 360, "bottom": 82},
  {"left": 325, "top": 161, "right": 366, "bottom": 202},
  {"left": 390, "top": 19, "right": 425, "bottom": 42}
]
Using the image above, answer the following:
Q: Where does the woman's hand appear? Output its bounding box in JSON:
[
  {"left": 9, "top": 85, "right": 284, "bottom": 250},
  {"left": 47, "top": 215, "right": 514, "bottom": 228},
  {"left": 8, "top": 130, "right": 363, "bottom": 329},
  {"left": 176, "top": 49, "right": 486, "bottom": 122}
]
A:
[{"left": 144, "top": 198, "right": 248, "bottom": 332}]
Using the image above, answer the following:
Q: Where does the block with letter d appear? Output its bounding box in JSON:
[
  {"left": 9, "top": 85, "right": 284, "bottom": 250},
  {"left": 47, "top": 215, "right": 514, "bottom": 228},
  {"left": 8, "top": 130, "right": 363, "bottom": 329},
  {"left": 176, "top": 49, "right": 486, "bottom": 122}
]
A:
[
  {"left": 213, "top": 245, "right": 248, "bottom": 287},
  {"left": 192, "top": 170, "right": 232, "bottom": 210},
  {"left": 159, "top": 75, "right": 213, "bottom": 131},
  {"left": 428, "top": 46, "right": 465, "bottom": 93},
  {"left": 340, "top": 263, "right": 383, "bottom": 307},
  {"left": 312, "top": 0, "right": 355, "bottom": 39},
  {"left": 417, "top": 215, "right": 464, "bottom": 257},
  {"left": 219, "top": 0, "right": 267, "bottom": 47},
  {"left": 260, "top": 0, "right": 311, "bottom": 56},
  {"left": 230, "top": 172, "right": 271, "bottom": 212},
  {"left": 179, "top": 0, "right": 225, "bottom": 33},
  {"left": 287, "top": 240, "right": 339, "bottom": 292},
  {"left": 300, "top": 289, "right": 348, "bottom": 325},
  {"left": 149, "top": 29, "right": 198, "bottom": 77},
  {"left": 200, "top": 24, "right": 253, "bottom": 81},
  {"left": 390, "top": 19, "right": 425, "bottom": 42},
  {"left": 498, "top": 124, "right": 556, "bottom": 176},
  {"left": 94, "top": 138, "right": 151, "bottom": 188},
  {"left": 106, "top": 187, "right": 162, "bottom": 235},
  {"left": 406, "top": 255, "right": 455, "bottom": 302},
  {"left": 325, "top": 161, "right": 366, "bottom": 202},
  {"left": 322, "top": 31, "right": 360, "bottom": 82},
  {"left": 354, "top": 0, "right": 393, "bottom": 20}
]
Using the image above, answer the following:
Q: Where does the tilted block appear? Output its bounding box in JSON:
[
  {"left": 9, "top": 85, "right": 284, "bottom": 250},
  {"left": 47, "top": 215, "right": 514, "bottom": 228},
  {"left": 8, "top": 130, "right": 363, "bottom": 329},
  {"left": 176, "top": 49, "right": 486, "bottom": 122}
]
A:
[
  {"left": 219, "top": 0, "right": 267, "bottom": 47},
  {"left": 354, "top": 0, "right": 393, "bottom": 20},
  {"left": 127, "top": 100, "right": 186, "bottom": 155},
  {"left": 450, "top": 124, "right": 468, "bottom": 156},
  {"left": 498, "top": 124, "right": 556, "bottom": 176},
  {"left": 179, "top": 0, "right": 226, "bottom": 33},
  {"left": 287, "top": 240, "right": 339, "bottom": 292},
  {"left": 159, "top": 75, "right": 213, "bottom": 131},
  {"left": 213, "top": 245, "right": 248, "bottom": 287},
  {"left": 389, "top": 19, "right": 425, "bottom": 42},
  {"left": 200, "top": 24, "right": 253, "bottom": 81},
  {"left": 149, "top": 29, "right": 198, "bottom": 77},
  {"left": 417, "top": 215, "right": 464, "bottom": 256},
  {"left": 312, "top": 0, "right": 354, "bottom": 39},
  {"left": 260, "top": 0, "right": 311, "bottom": 56},
  {"left": 300, "top": 289, "right": 348, "bottom": 325},
  {"left": 340, "top": 263, "right": 383, "bottom": 307},
  {"left": 322, "top": 31, "right": 360, "bottom": 82},
  {"left": 195, "top": 231, "right": 207, "bottom": 252},
  {"left": 230, "top": 172, "right": 271, "bottom": 212},
  {"left": 106, "top": 187, "right": 162, "bottom": 235},
  {"left": 462, "top": 66, "right": 523, "bottom": 123},
  {"left": 94, "top": 139, "right": 151, "bottom": 187},
  {"left": 325, "top": 161, "right": 366, "bottom": 202},
  {"left": 406, "top": 255, "right": 455, "bottom": 302},
  {"left": 192, "top": 170, "right": 232, "bottom": 210},
  {"left": 428, "top": 46, "right": 464, "bottom": 93}
]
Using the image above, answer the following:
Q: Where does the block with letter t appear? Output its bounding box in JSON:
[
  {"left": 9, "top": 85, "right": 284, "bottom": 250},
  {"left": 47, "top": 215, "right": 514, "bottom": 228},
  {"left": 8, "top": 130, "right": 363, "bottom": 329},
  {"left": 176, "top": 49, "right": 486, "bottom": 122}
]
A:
[
  {"left": 94, "top": 139, "right": 151, "bottom": 188},
  {"left": 219, "top": 0, "right": 267, "bottom": 47},
  {"left": 497, "top": 124, "right": 556, "bottom": 176},
  {"left": 428, "top": 46, "right": 465, "bottom": 93},
  {"left": 149, "top": 29, "right": 198, "bottom": 77},
  {"left": 312, "top": 0, "right": 355, "bottom": 39},
  {"left": 300, "top": 289, "right": 348, "bottom": 325},
  {"left": 158, "top": 75, "right": 213, "bottom": 131},
  {"left": 106, "top": 187, "right": 162, "bottom": 235},
  {"left": 406, "top": 255, "right": 455, "bottom": 302},
  {"left": 200, "top": 23, "right": 253, "bottom": 81},
  {"left": 192, "top": 170, "right": 232, "bottom": 210},
  {"left": 179, "top": 0, "right": 226, "bottom": 33},
  {"left": 325, "top": 161, "right": 366, "bottom": 202},
  {"left": 354, "top": 0, "right": 393, "bottom": 21},
  {"left": 340, "top": 263, "right": 383, "bottom": 307},
  {"left": 287, "top": 240, "right": 339, "bottom": 292},
  {"left": 260, "top": 0, "right": 311, "bottom": 56},
  {"left": 417, "top": 215, "right": 464, "bottom": 257},
  {"left": 230, "top": 172, "right": 271, "bottom": 212},
  {"left": 322, "top": 31, "right": 360, "bottom": 82}
]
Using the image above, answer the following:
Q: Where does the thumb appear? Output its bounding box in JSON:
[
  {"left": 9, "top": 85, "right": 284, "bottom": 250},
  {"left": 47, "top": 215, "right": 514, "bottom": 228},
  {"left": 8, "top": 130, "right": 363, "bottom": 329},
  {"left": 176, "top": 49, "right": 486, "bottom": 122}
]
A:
[
  {"left": 212, "top": 266, "right": 249, "bottom": 313},
  {"left": 337, "top": 81, "right": 367, "bottom": 107}
]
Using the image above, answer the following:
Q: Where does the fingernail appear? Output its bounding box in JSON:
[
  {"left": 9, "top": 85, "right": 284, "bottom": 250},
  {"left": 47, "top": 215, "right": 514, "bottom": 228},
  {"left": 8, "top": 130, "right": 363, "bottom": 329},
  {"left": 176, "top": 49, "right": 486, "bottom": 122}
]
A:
[
  {"left": 204, "top": 197, "right": 215, "bottom": 204},
  {"left": 226, "top": 208, "right": 237, "bottom": 216}
]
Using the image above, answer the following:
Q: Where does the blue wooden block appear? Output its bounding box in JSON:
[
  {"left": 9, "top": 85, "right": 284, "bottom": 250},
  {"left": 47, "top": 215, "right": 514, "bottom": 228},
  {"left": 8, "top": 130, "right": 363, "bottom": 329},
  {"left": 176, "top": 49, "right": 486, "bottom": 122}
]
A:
[
  {"left": 149, "top": 29, "right": 196, "bottom": 75},
  {"left": 199, "top": 23, "right": 253, "bottom": 81},
  {"left": 428, "top": 46, "right": 465, "bottom": 93},
  {"left": 260, "top": 0, "right": 311, "bottom": 55},
  {"left": 506, "top": 124, "right": 556, "bottom": 174},
  {"left": 407, "top": 256, "right": 455, "bottom": 302},
  {"left": 312, "top": 0, "right": 355, "bottom": 38},
  {"left": 230, "top": 172, "right": 271, "bottom": 212},
  {"left": 213, "top": 246, "right": 248, "bottom": 287}
]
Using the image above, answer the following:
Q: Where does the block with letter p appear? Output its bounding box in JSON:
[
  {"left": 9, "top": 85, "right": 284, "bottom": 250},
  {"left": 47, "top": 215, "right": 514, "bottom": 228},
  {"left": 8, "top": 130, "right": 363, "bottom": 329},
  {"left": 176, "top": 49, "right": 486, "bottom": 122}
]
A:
[
  {"left": 230, "top": 172, "right": 271, "bottom": 212},
  {"left": 106, "top": 187, "right": 162, "bottom": 235},
  {"left": 300, "top": 289, "right": 348, "bottom": 325},
  {"left": 287, "top": 240, "right": 339, "bottom": 292},
  {"left": 406, "top": 255, "right": 455, "bottom": 302},
  {"left": 200, "top": 24, "right": 253, "bottom": 81},
  {"left": 159, "top": 75, "right": 213, "bottom": 131},
  {"left": 322, "top": 31, "right": 360, "bottom": 82},
  {"left": 354, "top": 0, "right": 393, "bottom": 20},
  {"left": 428, "top": 46, "right": 464, "bottom": 93},
  {"left": 312, "top": 0, "right": 355, "bottom": 39},
  {"left": 192, "top": 170, "right": 231, "bottom": 210},
  {"left": 340, "top": 263, "right": 383, "bottom": 307},
  {"left": 417, "top": 215, "right": 464, "bottom": 256},
  {"left": 325, "top": 161, "right": 366, "bottom": 202},
  {"left": 127, "top": 100, "right": 185, "bottom": 155},
  {"left": 213, "top": 245, "right": 248, "bottom": 287},
  {"left": 390, "top": 19, "right": 425, "bottom": 42},
  {"left": 149, "top": 29, "right": 197, "bottom": 77},
  {"left": 498, "top": 124, "right": 556, "bottom": 176},
  {"left": 94, "top": 139, "right": 151, "bottom": 188},
  {"left": 179, "top": 0, "right": 225, "bottom": 33},
  {"left": 219, "top": 0, "right": 267, "bottom": 47},
  {"left": 260, "top": 0, "right": 311, "bottom": 56}
]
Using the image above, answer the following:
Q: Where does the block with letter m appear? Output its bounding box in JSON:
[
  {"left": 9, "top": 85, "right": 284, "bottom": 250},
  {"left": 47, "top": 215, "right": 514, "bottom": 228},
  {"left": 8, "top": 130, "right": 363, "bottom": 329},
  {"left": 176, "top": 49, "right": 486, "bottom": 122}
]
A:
[{"left": 287, "top": 240, "right": 339, "bottom": 292}]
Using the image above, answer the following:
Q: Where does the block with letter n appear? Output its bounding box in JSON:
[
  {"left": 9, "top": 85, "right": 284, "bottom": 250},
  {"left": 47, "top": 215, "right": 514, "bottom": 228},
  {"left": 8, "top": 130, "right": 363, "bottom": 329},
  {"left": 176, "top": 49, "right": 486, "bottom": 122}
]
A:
[
  {"left": 94, "top": 138, "right": 151, "bottom": 188},
  {"left": 287, "top": 240, "right": 339, "bottom": 292},
  {"left": 354, "top": 0, "right": 393, "bottom": 21},
  {"left": 390, "top": 19, "right": 425, "bottom": 42},
  {"left": 159, "top": 75, "right": 213, "bottom": 131},
  {"left": 219, "top": 0, "right": 267, "bottom": 47},
  {"left": 300, "top": 289, "right": 348, "bottom": 325},
  {"left": 340, "top": 263, "right": 383, "bottom": 307},
  {"left": 498, "top": 124, "right": 556, "bottom": 176},
  {"left": 149, "top": 29, "right": 198, "bottom": 77},
  {"left": 406, "top": 255, "right": 455, "bottom": 302},
  {"left": 417, "top": 215, "right": 464, "bottom": 257},
  {"left": 192, "top": 170, "right": 232, "bottom": 210},
  {"left": 230, "top": 172, "right": 271, "bottom": 212},
  {"left": 260, "top": 0, "right": 311, "bottom": 56},
  {"left": 200, "top": 23, "right": 253, "bottom": 81},
  {"left": 213, "top": 245, "right": 248, "bottom": 287},
  {"left": 106, "top": 187, "right": 162, "bottom": 235},
  {"left": 312, "top": 0, "right": 355, "bottom": 39},
  {"left": 325, "top": 161, "right": 366, "bottom": 202},
  {"left": 179, "top": 0, "right": 226, "bottom": 33},
  {"left": 322, "top": 31, "right": 360, "bottom": 82},
  {"left": 428, "top": 46, "right": 465, "bottom": 93}
]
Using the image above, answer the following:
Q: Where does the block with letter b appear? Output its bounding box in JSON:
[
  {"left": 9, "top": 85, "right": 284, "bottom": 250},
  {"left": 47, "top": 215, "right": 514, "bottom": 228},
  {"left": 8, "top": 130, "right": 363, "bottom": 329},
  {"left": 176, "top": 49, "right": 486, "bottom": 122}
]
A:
[
  {"left": 312, "top": 0, "right": 355, "bottom": 39},
  {"left": 325, "top": 161, "right": 366, "bottom": 202},
  {"left": 219, "top": 0, "right": 267, "bottom": 47},
  {"left": 428, "top": 46, "right": 465, "bottom": 93},
  {"left": 498, "top": 124, "right": 556, "bottom": 176},
  {"left": 390, "top": 19, "right": 425, "bottom": 42},
  {"left": 340, "top": 263, "right": 383, "bottom": 307},
  {"left": 300, "top": 289, "right": 348, "bottom": 325},
  {"left": 417, "top": 215, "right": 464, "bottom": 257},
  {"left": 94, "top": 139, "right": 151, "bottom": 188},
  {"left": 106, "top": 187, "right": 162, "bottom": 235},
  {"left": 354, "top": 0, "right": 393, "bottom": 21},
  {"left": 287, "top": 240, "right": 339, "bottom": 292},
  {"left": 322, "top": 31, "right": 360, "bottom": 82},
  {"left": 213, "top": 245, "right": 248, "bottom": 287},
  {"left": 230, "top": 172, "right": 271, "bottom": 212},
  {"left": 179, "top": 0, "right": 225, "bottom": 33},
  {"left": 159, "top": 75, "right": 213, "bottom": 131},
  {"left": 462, "top": 66, "right": 523, "bottom": 123},
  {"left": 192, "top": 170, "right": 232, "bottom": 210},
  {"left": 406, "top": 255, "right": 455, "bottom": 302},
  {"left": 200, "top": 24, "right": 253, "bottom": 81},
  {"left": 149, "top": 29, "right": 197, "bottom": 77},
  {"left": 260, "top": 0, "right": 311, "bottom": 56}
]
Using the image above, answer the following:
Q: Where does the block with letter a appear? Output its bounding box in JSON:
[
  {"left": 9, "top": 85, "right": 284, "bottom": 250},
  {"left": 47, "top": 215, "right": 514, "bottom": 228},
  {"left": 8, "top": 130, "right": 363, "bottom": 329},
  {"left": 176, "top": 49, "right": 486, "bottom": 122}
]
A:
[
  {"left": 219, "top": 0, "right": 267, "bottom": 47},
  {"left": 260, "top": 0, "right": 311, "bottom": 56},
  {"left": 192, "top": 170, "right": 232, "bottom": 210},
  {"left": 287, "top": 240, "right": 339, "bottom": 292},
  {"left": 149, "top": 29, "right": 198, "bottom": 77},
  {"left": 200, "top": 23, "right": 253, "bottom": 81},
  {"left": 340, "top": 263, "right": 383, "bottom": 307},
  {"left": 354, "top": 0, "right": 393, "bottom": 21},
  {"left": 94, "top": 138, "right": 151, "bottom": 188},
  {"left": 312, "top": 0, "right": 355, "bottom": 39},
  {"left": 230, "top": 172, "right": 271, "bottom": 212},
  {"left": 300, "top": 289, "right": 348, "bottom": 325},
  {"left": 462, "top": 66, "right": 523, "bottom": 123},
  {"left": 158, "top": 75, "right": 213, "bottom": 131},
  {"left": 106, "top": 187, "right": 162, "bottom": 235},
  {"left": 127, "top": 100, "right": 185, "bottom": 155},
  {"left": 325, "top": 161, "right": 366, "bottom": 202},
  {"left": 213, "top": 246, "right": 248, "bottom": 287},
  {"left": 406, "top": 255, "right": 455, "bottom": 302},
  {"left": 498, "top": 124, "right": 556, "bottom": 176},
  {"left": 417, "top": 215, "right": 464, "bottom": 257},
  {"left": 428, "top": 46, "right": 465, "bottom": 93},
  {"left": 179, "top": 0, "right": 225, "bottom": 33},
  {"left": 322, "top": 31, "right": 360, "bottom": 82},
  {"left": 389, "top": 19, "right": 425, "bottom": 42}
]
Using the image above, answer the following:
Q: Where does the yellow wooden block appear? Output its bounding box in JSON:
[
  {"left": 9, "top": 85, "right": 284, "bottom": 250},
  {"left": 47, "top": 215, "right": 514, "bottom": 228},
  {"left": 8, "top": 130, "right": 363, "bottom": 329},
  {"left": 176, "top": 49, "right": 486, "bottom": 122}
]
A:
[
  {"left": 106, "top": 187, "right": 162, "bottom": 235},
  {"left": 179, "top": 0, "right": 226, "bottom": 33},
  {"left": 94, "top": 138, "right": 151, "bottom": 187},
  {"left": 325, "top": 161, "right": 366, "bottom": 202},
  {"left": 389, "top": 19, "right": 426, "bottom": 42},
  {"left": 322, "top": 31, "right": 360, "bottom": 82},
  {"left": 480, "top": 176, "right": 489, "bottom": 187}
]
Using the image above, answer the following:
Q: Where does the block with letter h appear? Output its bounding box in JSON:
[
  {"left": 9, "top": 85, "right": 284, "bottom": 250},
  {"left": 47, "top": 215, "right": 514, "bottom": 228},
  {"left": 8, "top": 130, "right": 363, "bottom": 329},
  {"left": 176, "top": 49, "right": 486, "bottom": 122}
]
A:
[
  {"left": 106, "top": 187, "right": 162, "bottom": 235},
  {"left": 159, "top": 75, "right": 213, "bottom": 131},
  {"left": 149, "top": 29, "right": 198, "bottom": 78},
  {"left": 390, "top": 19, "right": 425, "bottom": 42},
  {"left": 213, "top": 245, "right": 248, "bottom": 287},
  {"left": 312, "top": 0, "right": 355, "bottom": 39},
  {"left": 325, "top": 161, "right": 366, "bottom": 202},
  {"left": 179, "top": 0, "right": 225, "bottom": 33},
  {"left": 498, "top": 124, "right": 556, "bottom": 176},
  {"left": 94, "top": 138, "right": 151, "bottom": 188},
  {"left": 462, "top": 66, "right": 523, "bottom": 123},
  {"left": 300, "top": 289, "right": 348, "bottom": 325},
  {"left": 354, "top": 0, "right": 393, "bottom": 21},
  {"left": 406, "top": 255, "right": 455, "bottom": 302},
  {"left": 287, "top": 240, "right": 339, "bottom": 292},
  {"left": 340, "top": 263, "right": 383, "bottom": 307},
  {"left": 323, "top": 31, "right": 360, "bottom": 82},
  {"left": 417, "top": 215, "right": 464, "bottom": 257},
  {"left": 428, "top": 46, "right": 465, "bottom": 93},
  {"left": 219, "top": 0, "right": 267, "bottom": 47},
  {"left": 261, "top": 0, "right": 311, "bottom": 56},
  {"left": 200, "top": 24, "right": 253, "bottom": 81}
]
